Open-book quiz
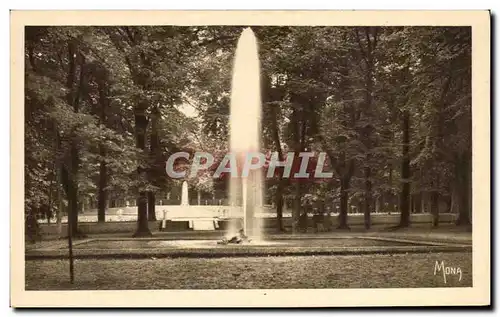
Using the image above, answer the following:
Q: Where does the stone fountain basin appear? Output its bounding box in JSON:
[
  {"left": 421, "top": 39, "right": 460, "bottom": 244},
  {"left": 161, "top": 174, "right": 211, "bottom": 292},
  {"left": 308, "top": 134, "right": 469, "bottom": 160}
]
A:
[
  {"left": 25, "top": 237, "right": 471, "bottom": 260},
  {"left": 25, "top": 237, "right": 472, "bottom": 260},
  {"left": 69, "top": 237, "right": 411, "bottom": 250}
]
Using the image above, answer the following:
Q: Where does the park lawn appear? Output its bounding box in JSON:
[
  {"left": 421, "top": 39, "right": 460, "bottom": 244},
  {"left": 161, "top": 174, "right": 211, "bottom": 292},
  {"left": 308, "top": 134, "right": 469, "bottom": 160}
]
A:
[{"left": 25, "top": 252, "right": 471, "bottom": 290}]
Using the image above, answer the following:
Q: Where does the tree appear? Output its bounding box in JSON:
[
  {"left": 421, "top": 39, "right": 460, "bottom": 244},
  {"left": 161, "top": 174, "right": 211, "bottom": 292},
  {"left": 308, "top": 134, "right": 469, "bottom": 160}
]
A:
[
  {"left": 24, "top": 25, "right": 472, "bottom": 236},
  {"left": 105, "top": 26, "right": 194, "bottom": 236}
]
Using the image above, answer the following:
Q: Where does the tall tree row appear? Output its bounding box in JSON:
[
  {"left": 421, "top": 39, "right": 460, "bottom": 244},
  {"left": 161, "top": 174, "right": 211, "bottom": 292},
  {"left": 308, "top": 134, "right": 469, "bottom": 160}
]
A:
[{"left": 25, "top": 26, "right": 472, "bottom": 238}]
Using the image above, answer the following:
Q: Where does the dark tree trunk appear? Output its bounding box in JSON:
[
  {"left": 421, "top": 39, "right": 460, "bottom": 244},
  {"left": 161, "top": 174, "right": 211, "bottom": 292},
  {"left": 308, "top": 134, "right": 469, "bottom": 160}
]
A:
[
  {"left": 107, "top": 27, "right": 154, "bottom": 236},
  {"left": 338, "top": 176, "right": 350, "bottom": 229},
  {"left": 415, "top": 192, "right": 422, "bottom": 214},
  {"left": 97, "top": 145, "right": 107, "bottom": 223},
  {"left": 44, "top": 162, "right": 58, "bottom": 224},
  {"left": 387, "top": 164, "right": 395, "bottom": 214},
  {"left": 430, "top": 191, "right": 439, "bottom": 227},
  {"left": 61, "top": 155, "right": 79, "bottom": 238},
  {"left": 46, "top": 168, "right": 55, "bottom": 224},
  {"left": 430, "top": 175, "right": 440, "bottom": 227},
  {"left": 445, "top": 193, "right": 452, "bottom": 213},
  {"left": 53, "top": 129, "right": 64, "bottom": 235},
  {"left": 147, "top": 106, "right": 160, "bottom": 222},
  {"left": 62, "top": 40, "right": 85, "bottom": 237},
  {"left": 271, "top": 111, "right": 285, "bottom": 232},
  {"left": 376, "top": 195, "right": 382, "bottom": 213},
  {"left": 364, "top": 166, "right": 372, "bottom": 229},
  {"left": 133, "top": 108, "right": 152, "bottom": 237},
  {"left": 97, "top": 81, "right": 108, "bottom": 223},
  {"left": 67, "top": 161, "right": 79, "bottom": 234},
  {"left": 455, "top": 152, "right": 471, "bottom": 226},
  {"left": 275, "top": 181, "right": 285, "bottom": 232},
  {"left": 289, "top": 104, "right": 304, "bottom": 234},
  {"left": 135, "top": 193, "right": 150, "bottom": 236},
  {"left": 292, "top": 181, "right": 301, "bottom": 233},
  {"left": 65, "top": 39, "right": 77, "bottom": 235},
  {"left": 422, "top": 192, "right": 429, "bottom": 214},
  {"left": 147, "top": 191, "right": 156, "bottom": 221},
  {"left": 262, "top": 73, "right": 286, "bottom": 232},
  {"left": 359, "top": 27, "right": 376, "bottom": 230},
  {"left": 399, "top": 111, "right": 411, "bottom": 227}
]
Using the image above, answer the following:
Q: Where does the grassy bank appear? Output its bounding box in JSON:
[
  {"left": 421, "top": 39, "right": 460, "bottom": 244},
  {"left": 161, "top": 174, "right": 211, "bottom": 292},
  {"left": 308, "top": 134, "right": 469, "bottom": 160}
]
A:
[{"left": 26, "top": 252, "right": 471, "bottom": 290}]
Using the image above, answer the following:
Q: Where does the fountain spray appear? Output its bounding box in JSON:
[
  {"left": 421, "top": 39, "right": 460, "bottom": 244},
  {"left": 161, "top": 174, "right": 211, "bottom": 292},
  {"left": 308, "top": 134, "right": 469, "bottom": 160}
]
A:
[{"left": 228, "top": 28, "right": 264, "bottom": 241}]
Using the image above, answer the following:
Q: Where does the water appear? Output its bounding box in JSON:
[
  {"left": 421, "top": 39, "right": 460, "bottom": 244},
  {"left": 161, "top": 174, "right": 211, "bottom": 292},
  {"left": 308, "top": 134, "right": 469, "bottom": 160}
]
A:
[
  {"left": 228, "top": 28, "right": 264, "bottom": 241},
  {"left": 73, "top": 238, "right": 419, "bottom": 250}
]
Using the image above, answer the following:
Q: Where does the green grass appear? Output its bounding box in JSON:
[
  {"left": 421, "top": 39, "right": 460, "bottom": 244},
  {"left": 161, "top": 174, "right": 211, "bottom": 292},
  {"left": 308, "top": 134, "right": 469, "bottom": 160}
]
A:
[{"left": 25, "top": 252, "right": 471, "bottom": 290}]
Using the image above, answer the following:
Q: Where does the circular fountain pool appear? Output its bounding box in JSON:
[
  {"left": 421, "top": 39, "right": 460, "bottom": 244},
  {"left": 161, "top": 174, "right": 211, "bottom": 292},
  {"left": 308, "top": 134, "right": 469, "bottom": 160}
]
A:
[{"left": 155, "top": 239, "right": 286, "bottom": 248}]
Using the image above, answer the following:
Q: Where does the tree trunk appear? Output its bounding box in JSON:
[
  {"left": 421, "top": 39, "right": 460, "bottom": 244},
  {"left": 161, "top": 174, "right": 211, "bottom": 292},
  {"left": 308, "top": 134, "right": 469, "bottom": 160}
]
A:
[
  {"left": 444, "top": 192, "right": 452, "bottom": 213},
  {"left": 360, "top": 27, "right": 376, "bottom": 231},
  {"left": 263, "top": 73, "right": 286, "bottom": 232},
  {"left": 134, "top": 193, "right": 150, "bottom": 237},
  {"left": 415, "top": 192, "right": 422, "bottom": 214},
  {"left": 456, "top": 152, "right": 471, "bottom": 226},
  {"left": 338, "top": 176, "right": 350, "bottom": 229},
  {"left": 45, "top": 164, "right": 57, "bottom": 224},
  {"left": 63, "top": 40, "right": 84, "bottom": 237},
  {"left": 57, "top": 192, "right": 63, "bottom": 237},
  {"left": 62, "top": 145, "right": 79, "bottom": 238},
  {"left": 290, "top": 104, "right": 304, "bottom": 234},
  {"left": 364, "top": 166, "right": 372, "bottom": 229},
  {"left": 399, "top": 111, "right": 411, "bottom": 227},
  {"left": 97, "top": 81, "right": 108, "bottom": 223},
  {"left": 375, "top": 196, "right": 381, "bottom": 213},
  {"left": 275, "top": 181, "right": 285, "bottom": 232},
  {"left": 387, "top": 164, "right": 395, "bottom": 214},
  {"left": 46, "top": 198, "right": 52, "bottom": 225},
  {"left": 430, "top": 175, "right": 440, "bottom": 227},
  {"left": 147, "top": 191, "right": 156, "bottom": 221},
  {"left": 56, "top": 145, "right": 63, "bottom": 237},
  {"left": 292, "top": 181, "right": 301, "bottom": 233},
  {"left": 133, "top": 107, "right": 152, "bottom": 237},
  {"left": 68, "top": 172, "right": 78, "bottom": 235},
  {"left": 147, "top": 106, "right": 160, "bottom": 222},
  {"left": 97, "top": 144, "right": 107, "bottom": 223},
  {"left": 430, "top": 191, "right": 439, "bottom": 227},
  {"left": 197, "top": 190, "right": 201, "bottom": 205}
]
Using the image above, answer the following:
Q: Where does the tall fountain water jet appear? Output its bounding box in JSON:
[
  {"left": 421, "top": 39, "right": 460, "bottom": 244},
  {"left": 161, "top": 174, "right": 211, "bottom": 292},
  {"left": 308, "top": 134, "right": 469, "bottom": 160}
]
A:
[
  {"left": 228, "top": 28, "right": 264, "bottom": 241},
  {"left": 181, "top": 181, "right": 189, "bottom": 206}
]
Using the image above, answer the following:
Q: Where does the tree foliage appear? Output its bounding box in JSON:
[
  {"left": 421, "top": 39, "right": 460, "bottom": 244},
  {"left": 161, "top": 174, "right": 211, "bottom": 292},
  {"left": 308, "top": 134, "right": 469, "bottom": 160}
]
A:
[{"left": 25, "top": 26, "right": 472, "bottom": 236}]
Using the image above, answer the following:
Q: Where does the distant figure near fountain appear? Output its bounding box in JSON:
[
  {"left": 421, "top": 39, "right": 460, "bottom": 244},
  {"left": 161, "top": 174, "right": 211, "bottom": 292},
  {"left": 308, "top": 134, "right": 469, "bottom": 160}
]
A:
[
  {"left": 218, "top": 229, "right": 251, "bottom": 245},
  {"left": 181, "top": 181, "right": 189, "bottom": 206}
]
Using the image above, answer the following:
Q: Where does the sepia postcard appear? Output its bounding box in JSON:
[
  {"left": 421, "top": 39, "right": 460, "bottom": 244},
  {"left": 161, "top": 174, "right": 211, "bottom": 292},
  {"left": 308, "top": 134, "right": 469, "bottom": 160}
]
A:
[{"left": 10, "top": 10, "right": 490, "bottom": 307}]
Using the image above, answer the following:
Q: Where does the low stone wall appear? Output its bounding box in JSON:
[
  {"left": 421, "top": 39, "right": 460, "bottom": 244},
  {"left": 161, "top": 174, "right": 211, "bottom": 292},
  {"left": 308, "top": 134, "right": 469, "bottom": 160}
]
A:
[
  {"left": 38, "top": 221, "right": 195, "bottom": 236},
  {"left": 244, "top": 213, "right": 456, "bottom": 229},
  {"left": 38, "top": 213, "right": 457, "bottom": 236}
]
